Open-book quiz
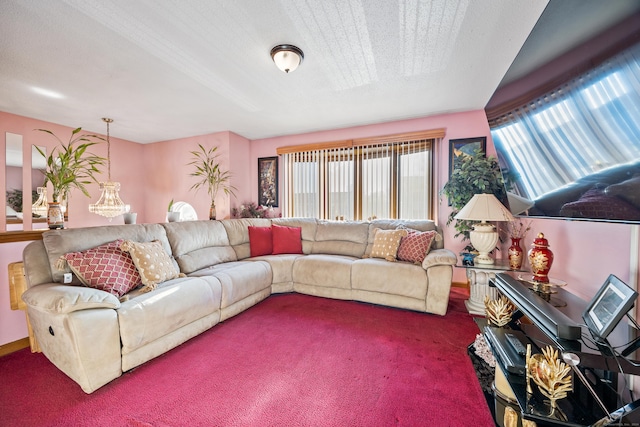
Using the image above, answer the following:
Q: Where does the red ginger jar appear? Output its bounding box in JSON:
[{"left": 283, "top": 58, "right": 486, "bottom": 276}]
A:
[{"left": 528, "top": 233, "right": 554, "bottom": 283}]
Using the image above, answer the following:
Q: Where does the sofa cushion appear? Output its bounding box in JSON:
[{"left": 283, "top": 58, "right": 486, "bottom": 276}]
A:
[
  {"left": 272, "top": 224, "right": 303, "bottom": 255},
  {"left": 248, "top": 226, "right": 273, "bottom": 257},
  {"left": 117, "top": 276, "right": 222, "bottom": 354},
  {"left": 368, "top": 228, "right": 407, "bottom": 262},
  {"left": 190, "top": 261, "right": 272, "bottom": 309},
  {"left": 396, "top": 230, "right": 438, "bottom": 265},
  {"left": 121, "top": 240, "right": 182, "bottom": 290},
  {"left": 61, "top": 239, "right": 141, "bottom": 298},
  {"left": 352, "top": 258, "right": 428, "bottom": 300},
  {"left": 292, "top": 254, "right": 355, "bottom": 290},
  {"left": 311, "top": 220, "right": 368, "bottom": 257},
  {"left": 162, "top": 221, "right": 237, "bottom": 274}
]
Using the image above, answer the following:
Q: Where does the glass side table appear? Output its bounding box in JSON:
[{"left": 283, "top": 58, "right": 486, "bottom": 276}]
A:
[{"left": 456, "top": 259, "right": 527, "bottom": 315}]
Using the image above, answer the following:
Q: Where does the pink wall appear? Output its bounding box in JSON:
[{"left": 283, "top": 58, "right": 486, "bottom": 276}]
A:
[{"left": 142, "top": 131, "right": 252, "bottom": 223}]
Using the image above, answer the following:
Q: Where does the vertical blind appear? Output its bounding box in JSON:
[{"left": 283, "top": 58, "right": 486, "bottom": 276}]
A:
[
  {"left": 281, "top": 134, "right": 438, "bottom": 220},
  {"left": 490, "top": 42, "right": 640, "bottom": 200}
]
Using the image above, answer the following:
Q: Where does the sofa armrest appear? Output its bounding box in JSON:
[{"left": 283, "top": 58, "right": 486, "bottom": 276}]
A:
[
  {"left": 22, "top": 284, "right": 120, "bottom": 315},
  {"left": 422, "top": 249, "right": 457, "bottom": 269}
]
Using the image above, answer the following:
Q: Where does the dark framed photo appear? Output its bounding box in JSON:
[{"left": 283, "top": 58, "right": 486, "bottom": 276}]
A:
[
  {"left": 258, "top": 156, "right": 278, "bottom": 207},
  {"left": 449, "top": 137, "right": 487, "bottom": 179}
]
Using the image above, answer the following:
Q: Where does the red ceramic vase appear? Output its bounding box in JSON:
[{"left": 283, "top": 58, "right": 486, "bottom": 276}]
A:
[
  {"left": 508, "top": 237, "right": 524, "bottom": 270},
  {"left": 528, "top": 233, "right": 554, "bottom": 283}
]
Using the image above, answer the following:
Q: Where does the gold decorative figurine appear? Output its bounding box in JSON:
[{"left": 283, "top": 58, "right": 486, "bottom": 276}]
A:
[
  {"left": 527, "top": 346, "right": 572, "bottom": 416},
  {"left": 484, "top": 295, "right": 516, "bottom": 327}
]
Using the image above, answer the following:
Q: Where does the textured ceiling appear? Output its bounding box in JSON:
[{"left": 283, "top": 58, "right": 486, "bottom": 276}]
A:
[{"left": 0, "top": 0, "right": 548, "bottom": 143}]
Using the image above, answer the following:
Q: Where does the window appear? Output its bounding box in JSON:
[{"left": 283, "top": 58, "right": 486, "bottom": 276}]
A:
[{"left": 278, "top": 130, "right": 443, "bottom": 220}]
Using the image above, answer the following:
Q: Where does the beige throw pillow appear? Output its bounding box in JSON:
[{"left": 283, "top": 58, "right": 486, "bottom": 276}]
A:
[
  {"left": 120, "top": 240, "right": 183, "bottom": 292},
  {"left": 367, "top": 228, "right": 408, "bottom": 262}
]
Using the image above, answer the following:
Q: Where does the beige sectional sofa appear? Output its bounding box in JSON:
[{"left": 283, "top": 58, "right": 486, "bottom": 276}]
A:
[{"left": 21, "top": 218, "right": 457, "bottom": 393}]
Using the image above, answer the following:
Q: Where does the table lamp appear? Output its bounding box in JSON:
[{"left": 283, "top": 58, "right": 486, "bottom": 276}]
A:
[{"left": 455, "top": 193, "right": 514, "bottom": 264}]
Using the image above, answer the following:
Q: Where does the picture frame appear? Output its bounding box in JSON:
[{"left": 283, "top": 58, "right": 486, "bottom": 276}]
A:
[
  {"left": 583, "top": 274, "right": 637, "bottom": 342},
  {"left": 449, "top": 137, "right": 487, "bottom": 179},
  {"left": 258, "top": 156, "right": 278, "bottom": 207}
]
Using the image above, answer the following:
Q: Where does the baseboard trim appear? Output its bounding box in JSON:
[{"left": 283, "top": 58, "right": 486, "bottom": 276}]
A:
[
  {"left": 452, "top": 280, "right": 469, "bottom": 289},
  {"left": 0, "top": 337, "right": 29, "bottom": 357}
]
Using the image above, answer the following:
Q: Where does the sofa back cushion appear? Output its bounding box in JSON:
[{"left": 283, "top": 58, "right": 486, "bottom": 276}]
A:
[
  {"left": 312, "top": 220, "right": 369, "bottom": 257},
  {"left": 163, "top": 220, "right": 237, "bottom": 274},
  {"left": 221, "top": 218, "right": 272, "bottom": 259},
  {"left": 42, "top": 224, "right": 173, "bottom": 284}
]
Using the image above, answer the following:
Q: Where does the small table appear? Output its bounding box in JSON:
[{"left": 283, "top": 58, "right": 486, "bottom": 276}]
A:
[{"left": 456, "top": 259, "right": 525, "bottom": 316}]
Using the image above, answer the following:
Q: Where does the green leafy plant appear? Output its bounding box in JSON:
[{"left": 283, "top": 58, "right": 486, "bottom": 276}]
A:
[
  {"left": 35, "top": 128, "right": 106, "bottom": 203},
  {"left": 168, "top": 199, "right": 174, "bottom": 212},
  {"left": 441, "top": 148, "right": 508, "bottom": 246},
  {"left": 187, "top": 144, "right": 237, "bottom": 208}
]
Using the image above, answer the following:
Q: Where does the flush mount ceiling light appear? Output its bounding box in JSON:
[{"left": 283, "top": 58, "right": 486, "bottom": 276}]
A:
[
  {"left": 270, "top": 44, "right": 304, "bottom": 73},
  {"left": 89, "top": 118, "right": 127, "bottom": 219}
]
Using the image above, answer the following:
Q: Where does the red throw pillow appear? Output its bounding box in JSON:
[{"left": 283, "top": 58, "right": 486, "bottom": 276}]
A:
[
  {"left": 248, "top": 226, "right": 273, "bottom": 257},
  {"left": 396, "top": 229, "right": 438, "bottom": 264},
  {"left": 62, "top": 239, "right": 141, "bottom": 297},
  {"left": 272, "top": 224, "right": 303, "bottom": 255}
]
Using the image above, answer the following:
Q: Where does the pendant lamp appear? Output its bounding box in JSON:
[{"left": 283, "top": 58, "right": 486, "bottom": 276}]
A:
[{"left": 89, "top": 118, "right": 127, "bottom": 219}]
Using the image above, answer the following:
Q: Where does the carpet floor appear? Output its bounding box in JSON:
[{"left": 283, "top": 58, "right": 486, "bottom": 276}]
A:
[{"left": 0, "top": 288, "right": 494, "bottom": 427}]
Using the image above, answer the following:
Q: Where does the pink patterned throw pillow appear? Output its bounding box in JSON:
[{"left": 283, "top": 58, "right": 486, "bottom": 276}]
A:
[
  {"left": 396, "top": 230, "right": 438, "bottom": 265},
  {"left": 61, "top": 239, "right": 142, "bottom": 297}
]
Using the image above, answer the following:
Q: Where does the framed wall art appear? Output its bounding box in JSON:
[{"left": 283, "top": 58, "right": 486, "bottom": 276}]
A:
[
  {"left": 258, "top": 156, "right": 278, "bottom": 207},
  {"left": 449, "top": 137, "right": 487, "bottom": 179}
]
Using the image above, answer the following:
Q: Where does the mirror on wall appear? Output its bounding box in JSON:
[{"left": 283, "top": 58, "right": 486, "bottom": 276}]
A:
[
  {"left": 5, "top": 132, "right": 24, "bottom": 230},
  {"left": 4, "top": 132, "right": 49, "bottom": 231},
  {"left": 32, "top": 144, "right": 48, "bottom": 229}
]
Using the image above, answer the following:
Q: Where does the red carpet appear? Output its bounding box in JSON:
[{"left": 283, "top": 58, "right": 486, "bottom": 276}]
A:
[{"left": 0, "top": 288, "right": 494, "bottom": 427}]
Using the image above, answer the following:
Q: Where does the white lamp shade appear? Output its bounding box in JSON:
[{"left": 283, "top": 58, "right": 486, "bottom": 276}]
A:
[{"left": 454, "top": 193, "right": 515, "bottom": 222}]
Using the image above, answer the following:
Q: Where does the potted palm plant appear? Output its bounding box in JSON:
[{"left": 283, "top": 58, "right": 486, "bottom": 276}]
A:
[
  {"left": 188, "top": 144, "right": 237, "bottom": 220},
  {"left": 35, "top": 127, "right": 106, "bottom": 229}
]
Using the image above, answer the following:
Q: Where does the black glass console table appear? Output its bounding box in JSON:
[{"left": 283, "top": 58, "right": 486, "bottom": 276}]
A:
[{"left": 478, "top": 271, "right": 640, "bottom": 426}]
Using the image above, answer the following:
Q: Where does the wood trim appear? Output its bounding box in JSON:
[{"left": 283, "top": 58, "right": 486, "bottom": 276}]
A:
[
  {"left": 352, "top": 128, "right": 445, "bottom": 146},
  {"left": 276, "top": 128, "right": 446, "bottom": 155},
  {"left": 276, "top": 140, "right": 352, "bottom": 155},
  {"left": 0, "top": 230, "right": 45, "bottom": 244},
  {"left": 0, "top": 337, "right": 29, "bottom": 357},
  {"left": 452, "top": 280, "right": 470, "bottom": 289}
]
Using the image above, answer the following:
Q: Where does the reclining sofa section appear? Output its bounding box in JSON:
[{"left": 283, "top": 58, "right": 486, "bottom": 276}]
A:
[{"left": 21, "top": 218, "right": 457, "bottom": 393}]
